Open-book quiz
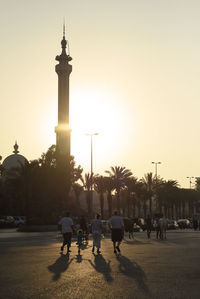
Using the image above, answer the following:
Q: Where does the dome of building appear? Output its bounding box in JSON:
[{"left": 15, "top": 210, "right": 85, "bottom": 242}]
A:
[{"left": 2, "top": 142, "right": 28, "bottom": 171}]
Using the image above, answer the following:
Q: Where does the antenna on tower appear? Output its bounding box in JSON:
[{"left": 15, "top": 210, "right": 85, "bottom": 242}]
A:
[{"left": 63, "top": 18, "right": 65, "bottom": 38}]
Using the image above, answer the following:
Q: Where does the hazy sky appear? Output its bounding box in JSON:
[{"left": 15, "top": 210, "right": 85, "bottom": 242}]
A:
[{"left": 1, "top": 0, "right": 200, "bottom": 188}]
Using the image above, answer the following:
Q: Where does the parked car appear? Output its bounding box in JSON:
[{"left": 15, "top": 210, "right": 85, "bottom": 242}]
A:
[
  {"left": 168, "top": 220, "right": 179, "bottom": 230},
  {"left": 177, "top": 219, "right": 190, "bottom": 229},
  {"left": 0, "top": 217, "right": 6, "bottom": 227},
  {"left": 13, "top": 216, "right": 26, "bottom": 226},
  {"left": 0, "top": 216, "right": 15, "bottom": 228}
]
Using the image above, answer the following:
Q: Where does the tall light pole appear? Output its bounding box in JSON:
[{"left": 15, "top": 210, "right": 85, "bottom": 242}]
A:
[
  {"left": 86, "top": 133, "right": 99, "bottom": 218},
  {"left": 152, "top": 162, "right": 161, "bottom": 180},
  {"left": 152, "top": 162, "right": 161, "bottom": 212},
  {"left": 186, "top": 176, "right": 194, "bottom": 189}
]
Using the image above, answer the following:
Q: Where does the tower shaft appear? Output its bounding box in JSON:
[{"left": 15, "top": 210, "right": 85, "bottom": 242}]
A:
[{"left": 55, "top": 32, "right": 72, "bottom": 165}]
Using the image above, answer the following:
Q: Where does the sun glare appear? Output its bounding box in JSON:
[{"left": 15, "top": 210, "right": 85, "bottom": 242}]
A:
[
  {"left": 70, "top": 89, "right": 128, "bottom": 172},
  {"left": 42, "top": 89, "right": 136, "bottom": 175}
]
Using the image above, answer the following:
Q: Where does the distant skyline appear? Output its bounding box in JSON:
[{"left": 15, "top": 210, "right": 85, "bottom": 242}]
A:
[{"left": 1, "top": 0, "right": 200, "bottom": 188}]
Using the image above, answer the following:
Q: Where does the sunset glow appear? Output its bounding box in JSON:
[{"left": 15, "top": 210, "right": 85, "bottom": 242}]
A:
[{"left": 1, "top": 1, "right": 200, "bottom": 187}]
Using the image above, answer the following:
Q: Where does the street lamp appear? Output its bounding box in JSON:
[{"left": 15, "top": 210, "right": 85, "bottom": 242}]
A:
[
  {"left": 186, "top": 176, "right": 194, "bottom": 189},
  {"left": 86, "top": 133, "right": 99, "bottom": 218},
  {"left": 86, "top": 133, "right": 99, "bottom": 176},
  {"left": 152, "top": 162, "right": 162, "bottom": 180},
  {"left": 152, "top": 162, "right": 161, "bottom": 211}
]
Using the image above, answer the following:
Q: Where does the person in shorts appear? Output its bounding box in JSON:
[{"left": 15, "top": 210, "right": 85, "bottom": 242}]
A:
[
  {"left": 108, "top": 211, "right": 124, "bottom": 254},
  {"left": 58, "top": 211, "right": 73, "bottom": 254}
]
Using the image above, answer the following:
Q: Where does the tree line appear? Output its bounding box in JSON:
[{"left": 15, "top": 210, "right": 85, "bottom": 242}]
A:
[{"left": 0, "top": 145, "right": 199, "bottom": 224}]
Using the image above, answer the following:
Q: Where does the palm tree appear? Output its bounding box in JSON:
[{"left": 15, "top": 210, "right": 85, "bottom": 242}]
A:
[
  {"left": 134, "top": 180, "right": 147, "bottom": 218},
  {"left": 158, "top": 180, "right": 179, "bottom": 218},
  {"left": 124, "top": 177, "right": 138, "bottom": 217},
  {"left": 105, "top": 166, "right": 133, "bottom": 213},
  {"left": 81, "top": 173, "right": 93, "bottom": 217},
  {"left": 142, "top": 172, "right": 156, "bottom": 216},
  {"left": 94, "top": 175, "right": 106, "bottom": 219},
  {"left": 103, "top": 176, "right": 115, "bottom": 218}
]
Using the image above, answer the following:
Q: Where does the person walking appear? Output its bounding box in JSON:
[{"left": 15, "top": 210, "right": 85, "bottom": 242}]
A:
[
  {"left": 77, "top": 229, "right": 83, "bottom": 255},
  {"left": 154, "top": 214, "right": 161, "bottom": 239},
  {"left": 108, "top": 211, "right": 124, "bottom": 254},
  {"left": 79, "top": 216, "right": 88, "bottom": 242},
  {"left": 58, "top": 211, "right": 74, "bottom": 254},
  {"left": 92, "top": 214, "right": 102, "bottom": 254},
  {"left": 146, "top": 215, "right": 152, "bottom": 239},
  {"left": 128, "top": 219, "right": 134, "bottom": 239}
]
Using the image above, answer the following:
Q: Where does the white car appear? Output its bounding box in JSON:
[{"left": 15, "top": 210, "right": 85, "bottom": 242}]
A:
[{"left": 13, "top": 216, "right": 25, "bottom": 226}]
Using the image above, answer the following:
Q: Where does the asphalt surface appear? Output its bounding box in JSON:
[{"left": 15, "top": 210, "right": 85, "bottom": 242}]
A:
[{"left": 0, "top": 229, "right": 200, "bottom": 299}]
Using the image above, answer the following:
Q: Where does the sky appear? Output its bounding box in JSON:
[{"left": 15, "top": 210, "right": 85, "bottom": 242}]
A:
[{"left": 1, "top": 0, "right": 200, "bottom": 188}]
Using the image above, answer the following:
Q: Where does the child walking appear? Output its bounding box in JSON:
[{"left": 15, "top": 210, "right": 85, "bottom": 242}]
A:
[{"left": 77, "top": 229, "right": 83, "bottom": 254}]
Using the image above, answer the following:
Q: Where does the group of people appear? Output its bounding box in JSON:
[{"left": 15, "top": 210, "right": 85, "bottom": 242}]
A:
[
  {"left": 145, "top": 214, "right": 168, "bottom": 240},
  {"left": 58, "top": 212, "right": 169, "bottom": 255},
  {"left": 58, "top": 211, "right": 124, "bottom": 255}
]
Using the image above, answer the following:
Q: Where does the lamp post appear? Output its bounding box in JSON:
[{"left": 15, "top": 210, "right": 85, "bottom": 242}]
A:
[
  {"left": 86, "top": 133, "right": 99, "bottom": 218},
  {"left": 152, "top": 162, "right": 162, "bottom": 180},
  {"left": 186, "top": 176, "right": 194, "bottom": 189},
  {"left": 152, "top": 161, "right": 161, "bottom": 212}
]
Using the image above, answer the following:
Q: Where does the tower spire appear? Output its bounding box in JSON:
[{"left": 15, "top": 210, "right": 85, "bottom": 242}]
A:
[
  {"left": 63, "top": 19, "right": 65, "bottom": 39},
  {"left": 56, "top": 22, "right": 72, "bottom": 62}
]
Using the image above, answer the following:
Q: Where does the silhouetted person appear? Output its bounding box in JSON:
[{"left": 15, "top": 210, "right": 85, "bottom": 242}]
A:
[
  {"left": 154, "top": 215, "right": 160, "bottom": 239},
  {"left": 77, "top": 229, "right": 83, "bottom": 255},
  {"left": 79, "top": 216, "right": 88, "bottom": 241},
  {"left": 145, "top": 215, "right": 152, "bottom": 239},
  {"left": 108, "top": 211, "right": 124, "bottom": 254},
  {"left": 127, "top": 219, "right": 134, "bottom": 239},
  {"left": 58, "top": 211, "right": 73, "bottom": 254},
  {"left": 92, "top": 214, "right": 102, "bottom": 254},
  {"left": 159, "top": 214, "right": 168, "bottom": 240}
]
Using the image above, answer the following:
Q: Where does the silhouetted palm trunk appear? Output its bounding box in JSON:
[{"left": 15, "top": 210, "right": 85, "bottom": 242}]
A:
[
  {"left": 127, "top": 193, "right": 131, "bottom": 218},
  {"left": 132, "top": 196, "right": 136, "bottom": 218},
  {"left": 107, "top": 192, "right": 112, "bottom": 218},
  {"left": 99, "top": 193, "right": 104, "bottom": 219},
  {"left": 149, "top": 195, "right": 152, "bottom": 216},
  {"left": 137, "top": 202, "right": 141, "bottom": 217},
  {"left": 175, "top": 204, "right": 178, "bottom": 219},
  {"left": 164, "top": 204, "right": 167, "bottom": 217},
  {"left": 116, "top": 189, "right": 120, "bottom": 213},
  {"left": 86, "top": 191, "right": 91, "bottom": 217},
  {"left": 158, "top": 199, "right": 162, "bottom": 214}
]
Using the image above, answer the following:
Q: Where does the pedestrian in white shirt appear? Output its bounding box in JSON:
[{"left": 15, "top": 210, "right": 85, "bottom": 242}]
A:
[
  {"left": 108, "top": 211, "right": 124, "bottom": 254},
  {"left": 58, "top": 211, "right": 74, "bottom": 254},
  {"left": 92, "top": 214, "right": 102, "bottom": 254}
]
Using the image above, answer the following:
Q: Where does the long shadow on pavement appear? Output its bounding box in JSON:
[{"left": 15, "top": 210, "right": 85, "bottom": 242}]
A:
[
  {"left": 123, "top": 239, "right": 152, "bottom": 245},
  {"left": 88, "top": 254, "right": 113, "bottom": 283},
  {"left": 116, "top": 255, "right": 151, "bottom": 296},
  {"left": 48, "top": 253, "right": 73, "bottom": 281}
]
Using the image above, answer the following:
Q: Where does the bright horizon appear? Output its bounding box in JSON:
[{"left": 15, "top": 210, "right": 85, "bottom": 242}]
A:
[{"left": 1, "top": 0, "right": 200, "bottom": 188}]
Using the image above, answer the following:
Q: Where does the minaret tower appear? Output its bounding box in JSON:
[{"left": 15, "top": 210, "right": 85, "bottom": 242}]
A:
[{"left": 55, "top": 25, "right": 72, "bottom": 166}]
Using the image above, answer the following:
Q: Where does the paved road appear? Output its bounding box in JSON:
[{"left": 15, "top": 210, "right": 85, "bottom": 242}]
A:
[{"left": 0, "top": 229, "right": 200, "bottom": 299}]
